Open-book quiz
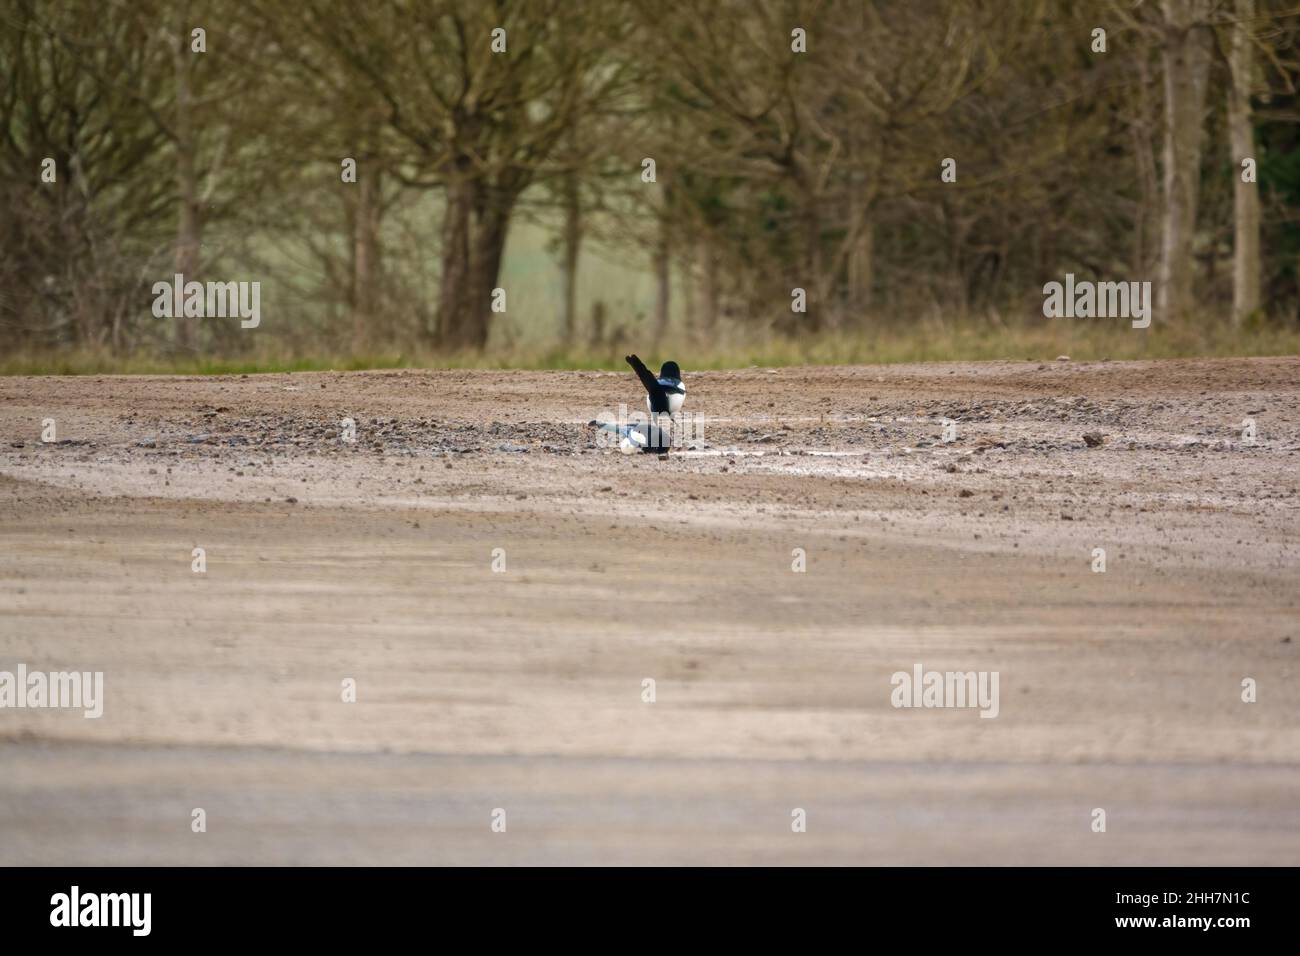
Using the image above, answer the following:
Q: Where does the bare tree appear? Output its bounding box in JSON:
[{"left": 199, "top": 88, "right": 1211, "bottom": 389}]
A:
[
  {"left": 1227, "top": 0, "right": 1261, "bottom": 324},
  {"left": 7, "top": 0, "right": 1300, "bottom": 359},
  {"left": 1157, "top": 0, "right": 1215, "bottom": 322}
]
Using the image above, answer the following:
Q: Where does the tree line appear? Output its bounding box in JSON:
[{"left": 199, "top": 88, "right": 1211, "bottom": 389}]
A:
[{"left": 1, "top": 0, "right": 1298, "bottom": 357}]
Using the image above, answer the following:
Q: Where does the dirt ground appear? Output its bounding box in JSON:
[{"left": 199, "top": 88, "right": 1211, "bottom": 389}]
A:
[{"left": 1, "top": 357, "right": 1298, "bottom": 865}]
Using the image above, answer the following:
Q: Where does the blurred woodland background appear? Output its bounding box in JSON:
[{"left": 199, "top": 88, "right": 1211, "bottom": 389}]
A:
[{"left": 2, "top": 0, "right": 1300, "bottom": 370}]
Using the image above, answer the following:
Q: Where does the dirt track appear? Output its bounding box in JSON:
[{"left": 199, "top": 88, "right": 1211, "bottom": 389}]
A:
[{"left": 1, "top": 358, "right": 1298, "bottom": 864}]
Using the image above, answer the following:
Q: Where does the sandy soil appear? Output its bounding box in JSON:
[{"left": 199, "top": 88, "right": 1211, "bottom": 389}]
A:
[{"left": 1, "top": 358, "right": 1298, "bottom": 864}]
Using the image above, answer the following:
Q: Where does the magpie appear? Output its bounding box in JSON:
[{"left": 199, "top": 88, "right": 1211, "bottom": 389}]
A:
[
  {"left": 626, "top": 354, "right": 685, "bottom": 416},
  {"left": 590, "top": 417, "right": 671, "bottom": 455}
]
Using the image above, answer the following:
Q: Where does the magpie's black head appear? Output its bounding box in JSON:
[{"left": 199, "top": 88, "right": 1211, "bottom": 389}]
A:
[{"left": 659, "top": 361, "right": 681, "bottom": 381}]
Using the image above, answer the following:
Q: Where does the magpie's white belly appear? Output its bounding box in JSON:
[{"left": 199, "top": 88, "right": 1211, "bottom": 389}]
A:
[{"left": 648, "top": 392, "right": 685, "bottom": 415}]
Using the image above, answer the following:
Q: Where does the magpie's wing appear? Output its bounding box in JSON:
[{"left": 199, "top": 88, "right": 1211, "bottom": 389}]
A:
[
  {"left": 624, "top": 351, "right": 665, "bottom": 400},
  {"left": 592, "top": 419, "right": 638, "bottom": 438},
  {"left": 591, "top": 419, "right": 648, "bottom": 447}
]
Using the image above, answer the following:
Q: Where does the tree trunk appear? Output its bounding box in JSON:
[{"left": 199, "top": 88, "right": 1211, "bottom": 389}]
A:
[
  {"left": 352, "top": 162, "right": 380, "bottom": 350},
  {"left": 804, "top": 196, "right": 823, "bottom": 333},
  {"left": 560, "top": 165, "right": 581, "bottom": 346},
  {"left": 682, "top": 237, "right": 697, "bottom": 340},
  {"left": 437, "top": 174, "right": 474, "bottom": 348},
  {"left": 173, "top": 8, "right": 200, "bottom": 351},
  {"left": 847, "top": 206, "right": 874, "bottom": 329},
  {"left": 653, "top": 183, "right": 672, "bottom": 347},
  {"left": 1228, "top": 0, "right": 1261, "bottom": 325},
  {"left": 1157, "top": 0, "right": 1213, "bottom": 323},
  {"left": 468, "top": 201, "right": 510, "bottom": 350},
  {"left": 1132, "top": 50, "right": 1160, "bottom": 278},
  {"left": 940, "top": 197, "right": 969, "bottom": 317},
  {"left": 701, "top": 237, "right": 720, "bottom": 334},
  {"left": 437, "top": 174, "right": 512, "bottom": 351}
]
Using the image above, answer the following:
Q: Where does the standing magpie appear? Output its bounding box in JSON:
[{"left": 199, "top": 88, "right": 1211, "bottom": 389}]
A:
[{"left": 625, "top": 354, "right": 685, "bottom": 416}]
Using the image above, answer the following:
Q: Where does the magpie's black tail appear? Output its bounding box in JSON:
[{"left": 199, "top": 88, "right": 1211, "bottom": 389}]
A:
[
  {"left": 626, "top": 354, "right": 668, "bottom": 412},
  {"left": 625, "top": 354, "right": 656, "bottom": 392}
]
